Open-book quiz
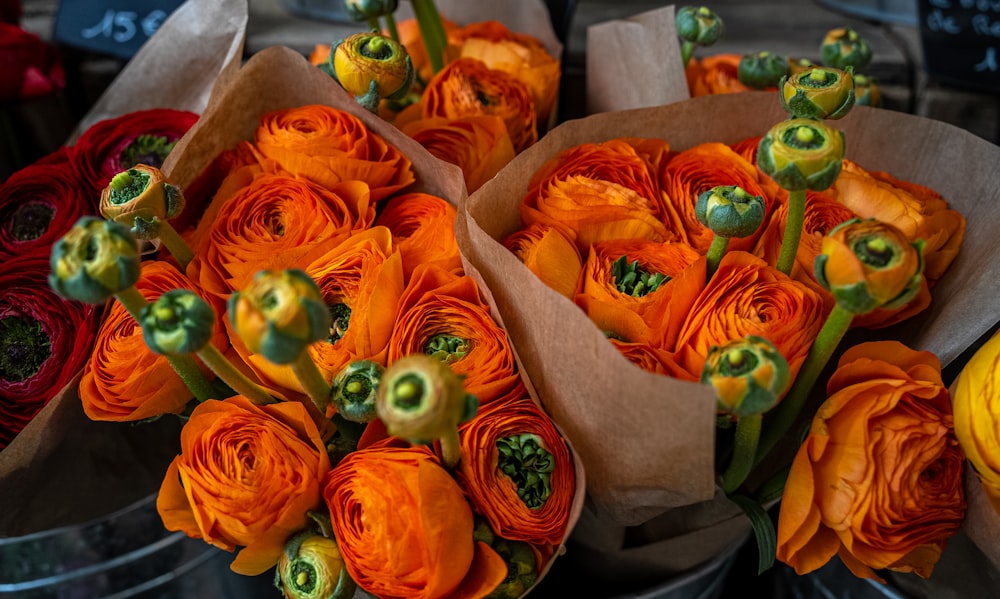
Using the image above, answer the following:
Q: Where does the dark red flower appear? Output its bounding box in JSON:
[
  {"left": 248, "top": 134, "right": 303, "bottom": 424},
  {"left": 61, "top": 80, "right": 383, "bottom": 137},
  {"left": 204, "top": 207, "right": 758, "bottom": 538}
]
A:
[
  {"left": 70, "top": 108, "right": 199, "bottom": 195},
  {"left": 0, "top": 253, "right": 100, "bottom": 448},
  {"left": 0, "top": 147, "right": 97, "bottom": 261},
  {"left": 0, "top": 21, "right": 64, "bottom": 101}
]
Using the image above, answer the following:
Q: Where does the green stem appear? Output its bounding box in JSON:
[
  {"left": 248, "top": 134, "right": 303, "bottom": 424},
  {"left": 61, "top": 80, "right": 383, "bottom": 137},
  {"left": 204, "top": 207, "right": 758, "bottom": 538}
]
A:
[
  {"left": 367, "top": 17, "right": 381, "bottom": 32},
  {"left": 754, "top": 303, "right": 854, "bottom": 467},
  {"left": 706, "top": 235, "right": 730, "bottom": 280},
  {"left": 115, "top": 286, "right": 214, "bottom": 402},
  {"left": 440, "top": 428, "right": 461, "bottom": 469},
  {"left": 384, "top": 13, "right": 400, "bottom": 42},
  {"left": 292, "top": 351, "right": 332, "bottom": 412},
  {"left": 721, "top": 413, "right": 762, "bottom": 495},
  {"left": 776, "top": 189, "right": 806, "bottom": 276},
  {"left": 155, "top": 220, "right": 194, "bottom": 271},
  {"left": 196, "top": 343, "right": 275, "bottom": 405},
  {"left": 411, "top": 0, "right": 447, "bottom": 73},
  {"left": 681, "top": 40, "right": 696, "bottom": 68}
]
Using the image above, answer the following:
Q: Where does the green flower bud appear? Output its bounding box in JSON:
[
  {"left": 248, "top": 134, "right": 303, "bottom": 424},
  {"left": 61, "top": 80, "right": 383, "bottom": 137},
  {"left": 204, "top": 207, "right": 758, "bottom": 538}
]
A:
[
  {"left": 228, "top": 269, "right": 331, "bottom": 364},
  {"left": 820, "top": 27, "right": 872, "bottom": 72},
  {"left": 695, "top": 185, "right": 766, "bottom": 239},
  {"left": 343, "top": 0, "right": 398, "bottom": 20},
  {"left": 101, "top": 164, "right": 185, "bottom": 240},
  {"left": 676, "top": 6, "right": 724, "bottom": 47},
  {"left": 780, "top": 65, "right": 856, "bottom": 120},
  {"left": 814, "top": 217, "right": 925, "bottom": 314},
  {"left": 330, "top": 359, "right": 383, "bottom": 423},
  {"left": 331, "top": 32, "right": 414, "bottom": 113},
  {"left": 756, "top": 118, "right": 846, "bottom": 192},
  {"left": 376, "top": 354, "right": 477, "bottom": 466},
  {"left": 701, "top": 335, "right": 790, "bottom": 417},
  {"left": 853, "top": 73, "right": 881, "bottom": 107},
  {"left": 276, "top": 530, "right": 357, "bottom": 599},
  {"left": 140, "top": 289, "right": 215, "bottom": 355},
  {"left": 475, "top": 526, "right": 539, "bottom": 599},
  {"left": 737, "top": 51, "right": 789, "bottom": 90},
  {"left": 48, "top": 216, "right": 140, "bottom": 304}
]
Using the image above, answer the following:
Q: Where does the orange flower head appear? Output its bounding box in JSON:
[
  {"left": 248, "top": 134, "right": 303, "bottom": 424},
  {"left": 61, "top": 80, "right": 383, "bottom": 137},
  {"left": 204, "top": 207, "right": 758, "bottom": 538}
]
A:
[
  {"left": 100, "top": 164, "right": 185, "bottom": 237},
  {"left": 780, "top": 65, "right": 856, "bottom": 120},
  {"left": 701, "top": 335, "right": 790, "bottom": 416},
  {"left": 228, "top": 269, "right": 331, "bottom": 364},
  {"left": 156, "top": 396, "right": 332, "bottom": 576},
  {"left": 776, "top": 341, "right": 965, "bottom": 581},
  {"left": 815, "top": 217, "right": 924, "bottom": 314},
  {"left": 276, "top": 530, "right": 357, "bottom": 599},
  {"left": 757, "top": 118, "right": 845, "bottom": 191}
]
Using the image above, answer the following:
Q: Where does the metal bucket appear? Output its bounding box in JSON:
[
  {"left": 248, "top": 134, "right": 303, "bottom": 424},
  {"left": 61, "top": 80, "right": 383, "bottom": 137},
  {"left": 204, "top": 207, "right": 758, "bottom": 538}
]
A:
[{"left": 0, "top": 493, "right": 274, "bottom": 598}]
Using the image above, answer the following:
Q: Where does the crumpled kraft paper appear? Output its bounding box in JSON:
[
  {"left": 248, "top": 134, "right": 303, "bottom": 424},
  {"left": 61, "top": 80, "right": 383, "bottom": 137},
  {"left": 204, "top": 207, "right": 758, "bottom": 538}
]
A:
[
  {"left": 456, "top": 90, "right": 1000, "bottom": 582},
  {"left": 69, "top": 0, "right": 248, "bottom": 141}
]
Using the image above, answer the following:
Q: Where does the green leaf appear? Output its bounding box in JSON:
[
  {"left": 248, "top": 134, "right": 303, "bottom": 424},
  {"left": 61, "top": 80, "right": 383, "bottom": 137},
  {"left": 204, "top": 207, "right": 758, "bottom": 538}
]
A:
[{"left": 729, "top": 493, "right": 776, "bottom": 574}]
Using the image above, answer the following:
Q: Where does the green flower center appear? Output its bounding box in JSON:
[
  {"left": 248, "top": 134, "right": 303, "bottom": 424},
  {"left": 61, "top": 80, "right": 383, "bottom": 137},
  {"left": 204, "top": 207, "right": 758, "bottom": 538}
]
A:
[
  {"left": 108, "top": 169, "right": 150, "bottom": 205},
  {"left": 425, "top": 334, "right": 469, "bottom": 363},
  {"left": 289, "top": 560, "right": 317, "bottom": 593},
  {"left": 361, "top": 36, "right": 395, "bottom": 60},
  {"left": 341, "top": 372, "right": 375, "bottom": 405},
  {"left": 391, "top": 374, "right": 426, "bottom": 411},
  {"left": 0, "top": 316, "right": 51, "bottom": 383},
  {"left": 803, "top": 68, "right": 837, "bottom": 88},
  {"left": 782, "top": 125, "right": 825, "bottom": 150},
  {"left": 719, "top": 348, "right": 759, "bottom": 376},
  {"left": 854, "top": 235, "right": 895, "bottom": 268},
  {"left": 612, "top": 255, "right": 669, "bottom": 297},
  {"left": 121, "top": 135, "right": 176, "bottom": 170},
  {"left": 327, "top": 303, "right": 351, "bottom": 344},
  {"left": 496, "top": 433, "right": 554, "bottom": 509},
  {"left": 5, "top": 202, "right": 55, "bottom": 241}
]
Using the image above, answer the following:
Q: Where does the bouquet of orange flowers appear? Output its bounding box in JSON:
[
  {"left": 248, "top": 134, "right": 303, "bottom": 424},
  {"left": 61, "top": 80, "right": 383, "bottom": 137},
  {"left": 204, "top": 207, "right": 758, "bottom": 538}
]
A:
[
  {"left": 458, "top": 8, "right": 1000, "bottom": 596},
  {"left": 20, "top": 33, "right": 582, "bottom": 598}
]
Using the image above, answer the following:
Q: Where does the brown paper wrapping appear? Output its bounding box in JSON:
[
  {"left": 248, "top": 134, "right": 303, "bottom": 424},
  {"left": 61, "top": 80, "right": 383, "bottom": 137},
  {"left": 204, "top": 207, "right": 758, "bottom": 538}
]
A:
[
  {"left": 457, "top": 90, "right": 1000, "bottom": 582},
  {"left": 70, "top": 0, "right": 249, "bottom": 140},
  {"left": 586, "top": 6, "right": 690, "bottom": 114}
]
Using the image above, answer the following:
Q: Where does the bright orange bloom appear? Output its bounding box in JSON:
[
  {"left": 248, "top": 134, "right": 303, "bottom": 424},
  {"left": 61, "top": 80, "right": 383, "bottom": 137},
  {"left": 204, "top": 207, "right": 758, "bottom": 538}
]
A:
[
  {"left": 401, "top": 114, "right": 516, "bottom": 193},
  {"left": 373, "top": 192, "right": 464, "bottom": 278},
  {"left": 157, "top": 396, "right": 331, "bottom": 575},
  {"left": 502, "top": 221, "right": 583, "bottom": 299},
  {"left": 776, "top": 341, "right": 965, "bottom": 581},
  {"left": 685, "top": 53, "right": 762, "bottom": 97}
]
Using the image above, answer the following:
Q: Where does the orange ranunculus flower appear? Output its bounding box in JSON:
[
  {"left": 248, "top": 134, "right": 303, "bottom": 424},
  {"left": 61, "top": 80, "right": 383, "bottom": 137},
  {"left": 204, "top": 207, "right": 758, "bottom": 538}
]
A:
[
  {"left": 449, "top": 20, "right": 562, "bottom": 132},
  {"left": 305, "top": 226, "right": 406, "bottom": 378},
  {"left": 308, "top": 43, "right": 330, "bottom": 66},
  {"left": 400, "top": 114, "right": 516, "bottom": 193},
  {"left": 188, "top": 174, "right": 374, "bottom": 310},
  {"left": 457, "top": 396, "right": 575, "bottom": 547},
  {"left": 323, "top": 445, "right": 506, "bottom": 599},
  {"left": 253, "top": 104, "right": 415, "bottom": 202},
  {"left": 671, "top": 251, "right": 826, "bottom": 382},
  {"left": 373, "top": 191, "right": 463, "bottom": 278},
  {"left": 419, "top": 57, "right": 538, "bottom": 153},
  {"left": 685, "top": 53, "right": 762, "bottom": 97},
  {"left": 659, "top": 142, "right": 776, "bottom": 253},
  {"left": 832, "top": 159, "right": 965, "bottom": 286},
  {"left": 577, "top": 238, "right": 701, "bottom": 339},
  {"left": 952, "top": 329, "right": 1000, "bottom": 514},
  {"left": 157, "top": 395, "right": 332, "bottom": 575},
  {"left": 776, "top": 341, "right": 966, "bottom": 581},
  {"left": 502, "top": 221, "right": 583, "bottom": 299},
  {"left": 79, "top": 260, "right": 228, "bottom": 422},
  {"left": 388, "top": 264, "right": 525, "bottom": 407},
  {"left": 521, "top": 175, "right": 673, "bottom": 255}
]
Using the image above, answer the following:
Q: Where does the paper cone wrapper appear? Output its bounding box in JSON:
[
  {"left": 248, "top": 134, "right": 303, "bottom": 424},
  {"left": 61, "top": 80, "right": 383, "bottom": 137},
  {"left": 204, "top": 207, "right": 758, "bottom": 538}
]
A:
[
  {"left": 70, "top": 0, "right": 249, "bottom": 140},
  {"left": 457, "top": 91, "right": 1000, "bottom": 579},
  {"left": 586, "top": 5, "right": 690, "bottom": 114}
]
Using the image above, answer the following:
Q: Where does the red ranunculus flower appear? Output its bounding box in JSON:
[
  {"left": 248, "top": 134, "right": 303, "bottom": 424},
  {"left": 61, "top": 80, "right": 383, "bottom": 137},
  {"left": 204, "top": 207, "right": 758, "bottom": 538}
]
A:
[
  {"left": 70, "top": 108, "right": 199, "bottom": 195},
  {"left": 0, "top": 21, "right": 64, "bottom": 101},
  {"left": 0, "top": 253, "right": 100, "bottom": 448},
  {"left": 0, "top": 147, "right": 97, "bottom": 261}
]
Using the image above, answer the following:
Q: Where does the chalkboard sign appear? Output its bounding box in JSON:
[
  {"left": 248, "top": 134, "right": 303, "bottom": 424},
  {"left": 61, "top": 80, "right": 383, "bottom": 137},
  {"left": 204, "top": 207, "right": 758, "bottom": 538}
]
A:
[
  {"left": 918, "top": 0, "right": 1000, "bottom": 93},
  {"left": 53, "top": 0, "right": 185, "bottom": 60}
]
